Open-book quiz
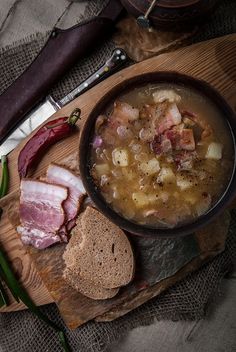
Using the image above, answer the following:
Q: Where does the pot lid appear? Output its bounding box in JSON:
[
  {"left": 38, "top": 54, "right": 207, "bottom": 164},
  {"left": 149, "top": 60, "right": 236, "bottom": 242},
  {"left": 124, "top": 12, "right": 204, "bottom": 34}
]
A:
[{"left": 155, "top": 0, "right": 200, "bottom": 8}]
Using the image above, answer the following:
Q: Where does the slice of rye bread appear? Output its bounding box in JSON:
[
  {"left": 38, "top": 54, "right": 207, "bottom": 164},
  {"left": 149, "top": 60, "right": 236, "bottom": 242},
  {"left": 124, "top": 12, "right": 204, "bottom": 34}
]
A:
[
  {"left": 63, "top": 218, "right": 120, "bottom": 299},
  {"left": 63, "top": 268, "right": 119, "bottom": 300},
  {"left": 63, "top": 206, "right": 135, "bottom": 289},
  {"left": 63, "top": 218, "right": 84, "bottom": 267}
]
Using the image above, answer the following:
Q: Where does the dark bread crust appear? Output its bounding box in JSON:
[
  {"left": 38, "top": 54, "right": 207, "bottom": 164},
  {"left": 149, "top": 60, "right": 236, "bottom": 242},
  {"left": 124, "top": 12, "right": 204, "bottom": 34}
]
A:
[
  {"left": 63, "top": 268, "right": 119, "bottom": 300},
  {"left": 63, "top": 206, "right": 135, "bottom": 290}
]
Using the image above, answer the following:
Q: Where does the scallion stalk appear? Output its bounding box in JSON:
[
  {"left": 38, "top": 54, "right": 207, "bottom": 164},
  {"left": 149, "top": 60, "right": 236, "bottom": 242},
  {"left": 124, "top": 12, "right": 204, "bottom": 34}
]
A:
[
  {"left": 0, "top": 155, "right": 9, "bottom": 198},
  {"left": 0, "top": 293, "right": 5, "bottom": 307},
  {"left": 0, "top": 279, "right": 8, "bottom": 307},
  {"left": 0, "top": 257, "right": 19, "bottom": 303},
  {"left": 0, "top": 247, "right": 71, "bottom": 351}
]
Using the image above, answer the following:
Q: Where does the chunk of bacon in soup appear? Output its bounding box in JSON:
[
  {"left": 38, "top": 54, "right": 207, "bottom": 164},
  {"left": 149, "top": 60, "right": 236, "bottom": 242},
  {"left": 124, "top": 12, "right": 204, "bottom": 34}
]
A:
[{"left": 90, "top": 84, "right": 234, "bottom": 228}]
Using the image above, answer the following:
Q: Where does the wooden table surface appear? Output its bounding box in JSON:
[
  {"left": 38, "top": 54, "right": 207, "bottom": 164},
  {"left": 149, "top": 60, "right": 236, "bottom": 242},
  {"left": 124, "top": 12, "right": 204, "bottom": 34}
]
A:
[
  {"left": 1, "top": 33, "right": 236, "bottom": 315},
  {"left": 0, "top": 33, "right": 235, "bottom": 350}
]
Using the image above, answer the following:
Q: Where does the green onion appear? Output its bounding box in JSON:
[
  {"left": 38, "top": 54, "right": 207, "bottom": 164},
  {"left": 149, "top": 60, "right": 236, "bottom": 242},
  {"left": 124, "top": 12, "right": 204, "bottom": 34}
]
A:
[
  {"left": 0, "top": 155, "right": 9, "bottom": 198},
  {"left": 0, "top": 255, "right": 19, "bottom": 303},
  {"left": 0, "top": 246, "right": 71, "bottom": 351},
  {"left": 0, "top": 279, "right": 8, "bottom": 307},
  {"left": 58, "top": 331, "right": 72, "bottom": 352}
]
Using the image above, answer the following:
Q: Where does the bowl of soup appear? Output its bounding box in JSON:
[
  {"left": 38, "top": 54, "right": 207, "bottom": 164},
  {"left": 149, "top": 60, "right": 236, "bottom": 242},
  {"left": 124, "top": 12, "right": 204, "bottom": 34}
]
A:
[{"left": 79, "top": 72, "right": 236, "bottom": 238}]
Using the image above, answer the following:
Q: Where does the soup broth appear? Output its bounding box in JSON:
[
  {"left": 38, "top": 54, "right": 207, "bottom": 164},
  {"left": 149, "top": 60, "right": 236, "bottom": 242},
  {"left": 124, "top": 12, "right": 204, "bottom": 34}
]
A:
[{"left": 90, "top": 84, "right": 234, "bottom": 228}]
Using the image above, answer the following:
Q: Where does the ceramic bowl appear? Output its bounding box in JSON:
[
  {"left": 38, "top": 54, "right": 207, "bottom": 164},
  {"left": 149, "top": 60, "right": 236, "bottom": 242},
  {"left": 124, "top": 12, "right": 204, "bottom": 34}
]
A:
[{"left": 79, "top": 72, "right": 236, "bottom": 238}]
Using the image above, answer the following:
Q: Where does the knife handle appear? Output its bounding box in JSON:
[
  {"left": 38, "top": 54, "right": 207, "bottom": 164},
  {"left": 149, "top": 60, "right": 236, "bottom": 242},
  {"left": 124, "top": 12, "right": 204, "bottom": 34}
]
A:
[
  {"left": 0, "top": 0, "right": 123, "bottom": 145},
  {"left": 59, "top": 48, "right": 129, "bottom": 106}
]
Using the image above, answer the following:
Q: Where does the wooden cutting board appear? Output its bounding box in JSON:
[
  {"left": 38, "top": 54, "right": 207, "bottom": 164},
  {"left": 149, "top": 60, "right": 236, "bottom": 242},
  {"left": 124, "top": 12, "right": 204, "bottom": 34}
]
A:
[{"left": 0, "top": 34, "right": 235, "bottom": 320}]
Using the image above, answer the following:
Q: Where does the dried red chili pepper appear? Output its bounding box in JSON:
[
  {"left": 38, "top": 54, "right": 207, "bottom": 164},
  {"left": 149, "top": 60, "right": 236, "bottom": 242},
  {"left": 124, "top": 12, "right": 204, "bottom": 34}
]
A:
[{"left": 18, "top": 108, "right": 81, "bottom": 179}]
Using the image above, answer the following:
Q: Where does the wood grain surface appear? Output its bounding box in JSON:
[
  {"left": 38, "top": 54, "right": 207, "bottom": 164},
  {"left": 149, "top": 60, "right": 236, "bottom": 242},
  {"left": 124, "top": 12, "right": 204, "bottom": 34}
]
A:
[
  {"left": 96, "top": 211, "right": 231, "bottom": 322},
  {"left": 0, "top": 34, "right": 235, "bottom": 317},
  {"left": 5, "top": 157, "right": 231, "bottom": 329}
]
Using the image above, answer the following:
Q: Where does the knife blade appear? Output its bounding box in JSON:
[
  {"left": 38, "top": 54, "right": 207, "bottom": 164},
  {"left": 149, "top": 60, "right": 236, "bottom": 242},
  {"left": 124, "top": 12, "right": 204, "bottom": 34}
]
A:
[
  {"left": 0, "top": 48, "right": 129, "bottom": 157},
  {"left": 0, "top": 0, "right": 124, "bottom": 146}
]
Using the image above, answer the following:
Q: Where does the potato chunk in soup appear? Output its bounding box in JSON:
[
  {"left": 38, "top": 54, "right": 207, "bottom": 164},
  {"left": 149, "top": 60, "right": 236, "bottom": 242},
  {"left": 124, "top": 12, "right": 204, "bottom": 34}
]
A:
[{"left": 90, "top": 84, "right": 234, "bottom": 228}]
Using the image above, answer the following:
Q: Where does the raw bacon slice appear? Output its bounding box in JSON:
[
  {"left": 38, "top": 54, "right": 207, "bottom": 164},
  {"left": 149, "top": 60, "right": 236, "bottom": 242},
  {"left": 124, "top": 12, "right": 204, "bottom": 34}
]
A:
[
  {"left": 17, "top": 179, "right": 68, "bottom": 249},
  {"left": 67, "top": 219, "right": 77, "bottom": 232},
  {"left": 17, "top": 227, "right": 62, "bottom": 250},
  {"left": 46, "top": 164, "right": 86, "bottom": 231}
]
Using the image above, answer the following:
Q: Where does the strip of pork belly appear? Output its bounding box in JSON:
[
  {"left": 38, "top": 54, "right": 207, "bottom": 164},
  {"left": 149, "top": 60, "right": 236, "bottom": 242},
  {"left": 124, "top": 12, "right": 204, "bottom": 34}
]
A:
[
  {"left": 17, "top": 179, "right": 68, "bottom": 249},
  {"left": 46, "top": 164, "right": 86, "bottom": 231},
  {"left": 17, "top": 227, "right": 62, "bottom": 250}
]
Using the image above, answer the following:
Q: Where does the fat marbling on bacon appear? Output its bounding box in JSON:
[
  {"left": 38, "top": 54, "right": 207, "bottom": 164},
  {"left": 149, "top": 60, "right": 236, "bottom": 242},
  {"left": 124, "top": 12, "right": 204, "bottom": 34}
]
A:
[
  {"left": 17, "top": 165, "right": 87, "bottom": 249},
  {"left": 17, "top": 179, "right": 68, "bottom": 249},
  {"left": 46, "top": 164, "right": 86, "bottom": 232}
]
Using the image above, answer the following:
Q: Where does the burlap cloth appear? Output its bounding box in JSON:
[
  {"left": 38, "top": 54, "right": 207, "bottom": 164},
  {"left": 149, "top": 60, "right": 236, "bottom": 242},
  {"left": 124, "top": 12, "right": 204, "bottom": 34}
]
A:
[{"left": 0, "top": 0, "right": 236, "bottom": 351}]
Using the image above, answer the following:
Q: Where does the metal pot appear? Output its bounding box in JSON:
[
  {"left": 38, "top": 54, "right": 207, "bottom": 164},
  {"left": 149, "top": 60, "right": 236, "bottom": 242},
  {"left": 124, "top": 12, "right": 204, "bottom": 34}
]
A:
[{"left": 120, "top": 0, "right": 219, "bottom": 29}]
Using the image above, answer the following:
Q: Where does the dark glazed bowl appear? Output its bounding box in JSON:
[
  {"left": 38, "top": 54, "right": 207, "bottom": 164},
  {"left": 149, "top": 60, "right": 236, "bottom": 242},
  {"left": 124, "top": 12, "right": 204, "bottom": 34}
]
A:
[
  {"left": 120, "top": 0, "right": 218, "bottom": 29},
  {"left": 79, "top": 72, "right": 236, "bottom": 238}
]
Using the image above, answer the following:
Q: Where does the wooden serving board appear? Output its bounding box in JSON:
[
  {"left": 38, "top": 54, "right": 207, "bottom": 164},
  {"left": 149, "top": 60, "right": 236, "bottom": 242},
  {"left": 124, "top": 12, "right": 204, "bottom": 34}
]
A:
[{"left": 0, "top": 34, "right": 235, "bottom": 321}]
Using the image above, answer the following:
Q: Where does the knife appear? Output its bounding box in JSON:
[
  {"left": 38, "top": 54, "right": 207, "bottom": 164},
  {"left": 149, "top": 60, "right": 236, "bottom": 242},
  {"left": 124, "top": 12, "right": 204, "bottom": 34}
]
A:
[
  {"left": 0, "top": 0, "right": 124, "bottom": 147},
  {"left": 0, "top": 48, "right": 129, "bottom": 157}
]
